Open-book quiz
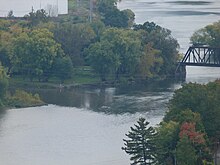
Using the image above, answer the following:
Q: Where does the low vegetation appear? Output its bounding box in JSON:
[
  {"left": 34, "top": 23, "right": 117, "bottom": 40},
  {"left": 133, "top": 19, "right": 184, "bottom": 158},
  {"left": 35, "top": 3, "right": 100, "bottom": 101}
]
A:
[
  {"left": 0, "top": 63, "right": 44, "bottom": 109},
  {"left": 6, "top": 89, "right": 45, "bottom": 108}
]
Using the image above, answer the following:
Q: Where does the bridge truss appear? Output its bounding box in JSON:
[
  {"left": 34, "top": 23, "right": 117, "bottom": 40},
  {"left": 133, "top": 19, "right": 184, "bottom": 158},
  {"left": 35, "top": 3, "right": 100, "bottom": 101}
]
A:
[{"left": 176, "top": 46, "right": 220, "bottom": 75}]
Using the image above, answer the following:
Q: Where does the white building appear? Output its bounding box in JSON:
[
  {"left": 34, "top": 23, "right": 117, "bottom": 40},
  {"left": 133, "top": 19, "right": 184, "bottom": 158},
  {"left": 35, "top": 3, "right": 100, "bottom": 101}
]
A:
[{"left": 0, "top": 0, "right": 68, "bottom": 17}]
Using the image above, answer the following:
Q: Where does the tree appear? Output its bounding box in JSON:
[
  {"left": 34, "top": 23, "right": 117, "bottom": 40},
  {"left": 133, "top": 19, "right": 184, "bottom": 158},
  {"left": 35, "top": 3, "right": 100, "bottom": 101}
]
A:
[
  {"left": 122, "top": 9, "right": 135, "bottom": 28},
  {"left": 164, "top": 82, "right": 220, "bottom": 139},
  {"left": 0, "top": 31, "right": 13, "bottom": 70},
  {"left": 155, "top": 121, "right": 179, "bottom": 165},
  {"left": 133, "top": 22, "right": 179, "bottom": 76},
  {"left": 0, "top": 24, "right": 28, "bottom": 74},
  {"left": 52, "top": 56, "right": 73, "bottom": 83},
  {"left": 7, "top": 10, "right": 14, "bottom": 18},
  {"left": 25, "top": 9, "right": 49, "bottom": 27},
  {"left": 13, "top": 28, "right": 64, "bottom": 81},
  {"left": 0, "top": 63, "right": 8, "bottom": 106},
  {"left": 176, "top": 136, "right": 197, "bottom": 165},
  {"left": 90, "top": 20, "right": 105, "bottom": 40},
  {"left": 137, "top": 44, "right": 163, "bottom": 79},
  {"left": 85, "top": 28, "right": 142, "bottom": 80},
  {"left": 122, "top": 118, "right": 157, "bottom": 165},
  {"left": 179, "top": 122, "right": 205, "bottom": 145},
  {"left": 53, "top": 23, "right": 96, "bottom": 66},
  {"left": 0, "top": 19, "right": 11, "bottom": 31},
  {"left": 100, "top": 28, "right": 142, "bottom": 79},
  {"left": 191, "top": 21, "right": 220, "bottom": 47},
  {"left": 97, "top": 0, "right": 133, "bottom": 28},
  {"left": 85, "top": 41, "right": 120, "bottom": 81}
]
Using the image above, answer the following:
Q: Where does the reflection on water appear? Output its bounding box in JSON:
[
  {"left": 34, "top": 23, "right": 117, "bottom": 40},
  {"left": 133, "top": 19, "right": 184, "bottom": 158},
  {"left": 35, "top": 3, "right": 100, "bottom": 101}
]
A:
[{"left": 25, "top": 79, "right": 179, "bottom": 114}]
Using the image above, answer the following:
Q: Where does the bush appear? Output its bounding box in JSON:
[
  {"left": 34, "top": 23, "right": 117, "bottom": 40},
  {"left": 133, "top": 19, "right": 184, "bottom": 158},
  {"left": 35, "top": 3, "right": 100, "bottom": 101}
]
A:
[{"left": 8, "top": 89, "right": 45, "bottom": 108}]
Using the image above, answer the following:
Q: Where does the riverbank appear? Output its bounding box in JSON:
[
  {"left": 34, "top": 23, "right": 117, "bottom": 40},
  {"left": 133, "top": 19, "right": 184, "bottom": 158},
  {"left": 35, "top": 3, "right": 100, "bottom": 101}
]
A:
[
  {"left": 9, "top": 74, "right": 180, "bottom": 91},
  {"left": 1, "top": 89, "right": 46, "bottom": 109}
]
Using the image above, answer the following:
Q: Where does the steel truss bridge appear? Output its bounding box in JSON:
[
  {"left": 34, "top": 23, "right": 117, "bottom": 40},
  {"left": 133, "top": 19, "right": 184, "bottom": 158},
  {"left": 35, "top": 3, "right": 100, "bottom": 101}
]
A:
[{"left": 175, "top": 46, "right": 220, "bottom": 75}]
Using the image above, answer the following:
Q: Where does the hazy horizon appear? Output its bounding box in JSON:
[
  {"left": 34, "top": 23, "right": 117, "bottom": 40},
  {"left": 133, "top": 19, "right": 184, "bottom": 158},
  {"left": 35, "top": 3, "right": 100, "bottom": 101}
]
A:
[{"left": 0, "top": 0, "right": 68, "bottom": 17}]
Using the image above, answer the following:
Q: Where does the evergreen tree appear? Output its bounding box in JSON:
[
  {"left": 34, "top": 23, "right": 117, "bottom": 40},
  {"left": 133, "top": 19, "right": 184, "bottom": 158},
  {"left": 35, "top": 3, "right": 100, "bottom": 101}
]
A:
[{"left": 122, "top": 118, "right": 157, "bottom": 165}]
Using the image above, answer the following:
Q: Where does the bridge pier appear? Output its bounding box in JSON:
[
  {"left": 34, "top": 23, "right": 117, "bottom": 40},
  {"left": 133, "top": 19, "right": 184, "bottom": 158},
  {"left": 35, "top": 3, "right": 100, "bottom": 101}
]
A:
[{"left": 175, "top": 63, "right": 186, "bottom": 79}]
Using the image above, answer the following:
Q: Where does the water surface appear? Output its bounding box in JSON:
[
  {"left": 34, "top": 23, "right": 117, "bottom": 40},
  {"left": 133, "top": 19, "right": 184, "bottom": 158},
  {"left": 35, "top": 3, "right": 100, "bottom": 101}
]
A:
[{"left": 1, "top": 0, "right": 220, "bottom": 165}]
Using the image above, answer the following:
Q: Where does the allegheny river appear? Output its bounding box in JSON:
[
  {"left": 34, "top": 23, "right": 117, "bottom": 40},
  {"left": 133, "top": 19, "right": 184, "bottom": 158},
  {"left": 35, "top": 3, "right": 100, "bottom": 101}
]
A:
[{"left": 1, "top": 0, "right": 220, "bottom": 165}]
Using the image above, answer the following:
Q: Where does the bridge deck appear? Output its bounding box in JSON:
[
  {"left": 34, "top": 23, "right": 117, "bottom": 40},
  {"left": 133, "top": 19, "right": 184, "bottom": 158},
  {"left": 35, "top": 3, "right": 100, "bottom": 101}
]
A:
[{"left": 178, "top": 62, "right": 220, "bottom": 67}]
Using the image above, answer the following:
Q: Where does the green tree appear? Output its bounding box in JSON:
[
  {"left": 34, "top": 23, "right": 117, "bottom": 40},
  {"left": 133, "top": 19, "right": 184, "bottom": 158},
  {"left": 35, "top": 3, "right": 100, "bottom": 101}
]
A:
[
  {"left": 122, "top": 118, "right": 157, "bottom": 165},
  {"left": 85, "top": 28, "right": 142, "bottom": 80},
  {"left": 137, "top": 44, "right": 163, "bottom": 79},
  {"left": 0, "top": 31, "right": 13, "bottom": 70},
  {"left": 52, "top": 56, "right": 73, "bottom": 83},
  {"left": 0, "top": 19, "right": 11, "bottom": 31},
  {"left": 0, "top": 63, "right": 8, "bottom": 106},
  {"left": 97, "top": 0, "right": 133, "bottom": 28},
  {"left": 134, "top": 22, "right": 179, "bottom": 76},
  {"left": 25, "top": 9, "right": 49, "bottom": 27},
  {"left": 191, "top": 21, "right": 220, "bottom": 47},
  {"left": 0, "top": 24, "right": 28, "bottom": 74},
  {"left": 100, "top": 28, "right": 142, "bottom": 79},
  {"left": 53, "top": 23, "right": 96, "bottom": 66},
  {"left": 122, "top": 9, "right": 135, "bottom": 28},
  {"left": 176, "top": 136, "right": 197, "bottom": 165},
  {"left": 13, "top": 28, "right": 64, "bottom": 81},
  {"left": 164, "top": 82, "right": 220, "bottom": 139},
  {"left": 85, "top": 41, "right": 120, "bottom": 81},
  {"left": 155, "top": 121, "right": 179, "bottom": 165},
  {"left": 90, "top": 20, "right": 106, "bottom": 40}
]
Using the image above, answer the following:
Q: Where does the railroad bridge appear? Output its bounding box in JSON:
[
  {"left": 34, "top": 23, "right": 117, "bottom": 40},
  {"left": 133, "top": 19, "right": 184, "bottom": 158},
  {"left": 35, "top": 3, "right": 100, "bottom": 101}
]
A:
[{"left": 175, "top": 45, "right": 220, "bottom": 76}]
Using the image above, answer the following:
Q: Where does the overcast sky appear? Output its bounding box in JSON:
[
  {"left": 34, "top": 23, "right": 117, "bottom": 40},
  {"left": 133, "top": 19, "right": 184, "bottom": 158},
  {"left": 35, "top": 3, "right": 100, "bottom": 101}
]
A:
[{"left": 0, "top": 0, "right": 68, "bottom": 17}]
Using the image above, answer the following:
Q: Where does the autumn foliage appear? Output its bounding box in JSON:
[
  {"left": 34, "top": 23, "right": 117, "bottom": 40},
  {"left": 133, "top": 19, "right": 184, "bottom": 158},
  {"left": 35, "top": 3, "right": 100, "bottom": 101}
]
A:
[{"left": 179, "top": 122, "right": 205, "bottom": 144}]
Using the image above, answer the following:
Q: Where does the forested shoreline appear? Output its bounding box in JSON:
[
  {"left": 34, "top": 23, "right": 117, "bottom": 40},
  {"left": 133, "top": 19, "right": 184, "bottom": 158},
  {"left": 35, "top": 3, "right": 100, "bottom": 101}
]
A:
[
  {"left": 122, "top": 80, "right": 220, "bottom": 165},
  {"left": 0, "top": 0, "right": 181, "bottom": 108},
  {"left": 0, "top": 0, "right": 179, "bottom": 84}
]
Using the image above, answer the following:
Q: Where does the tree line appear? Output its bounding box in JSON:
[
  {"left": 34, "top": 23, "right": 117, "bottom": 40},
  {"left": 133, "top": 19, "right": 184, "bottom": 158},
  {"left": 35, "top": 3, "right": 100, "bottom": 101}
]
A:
[
  {"left": 123, "top": 80, "right": 220, "bottom": 165},
  {"left": 1, "top": 0, "right": 219, "bottom": 85},
  {"left": 0, "top": 0, "right": 180, "bottom": 83}
]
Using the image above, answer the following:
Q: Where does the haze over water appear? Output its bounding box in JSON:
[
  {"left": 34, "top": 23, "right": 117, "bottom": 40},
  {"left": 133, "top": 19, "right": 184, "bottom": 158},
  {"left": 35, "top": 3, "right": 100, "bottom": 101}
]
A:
[{"left": 0, "top": 1, "right": 220, "bottom": 165}]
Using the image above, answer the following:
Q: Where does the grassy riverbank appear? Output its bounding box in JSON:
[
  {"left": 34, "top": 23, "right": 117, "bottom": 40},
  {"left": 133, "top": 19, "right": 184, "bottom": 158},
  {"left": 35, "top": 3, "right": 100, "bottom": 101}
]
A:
[
  {"left": 9, "top": 66, "right": 101, "bottom": 89},
  {"left": 9, "top": 69, "right": 168, "bottom": 90},
  {"left": 0, "top": 89, "right": 46, "bottom": 109}
]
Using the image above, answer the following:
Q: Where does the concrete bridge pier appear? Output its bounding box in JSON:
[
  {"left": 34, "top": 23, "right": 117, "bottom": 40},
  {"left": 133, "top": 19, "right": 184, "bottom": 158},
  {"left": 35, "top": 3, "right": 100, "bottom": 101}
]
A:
[{"left": 175, "top": 63, "right": 186, "bottom": 79}]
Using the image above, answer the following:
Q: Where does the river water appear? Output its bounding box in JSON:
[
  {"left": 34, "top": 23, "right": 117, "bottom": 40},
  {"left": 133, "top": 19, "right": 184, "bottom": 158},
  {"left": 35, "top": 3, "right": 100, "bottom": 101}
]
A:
[{"left": 1, "top": 1, "right": 220, "bottom": 165}]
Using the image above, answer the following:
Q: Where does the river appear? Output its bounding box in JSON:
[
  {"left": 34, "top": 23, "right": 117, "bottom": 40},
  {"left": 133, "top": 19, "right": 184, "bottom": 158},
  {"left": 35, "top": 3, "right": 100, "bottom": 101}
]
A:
[{"left": 0, "top": 1, "right": 220, "bottom": 165}]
